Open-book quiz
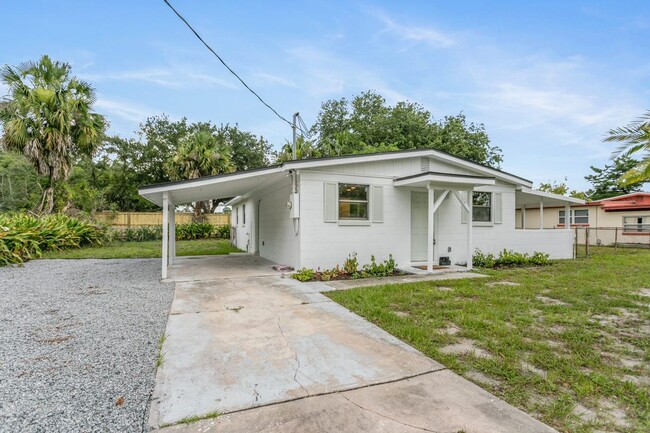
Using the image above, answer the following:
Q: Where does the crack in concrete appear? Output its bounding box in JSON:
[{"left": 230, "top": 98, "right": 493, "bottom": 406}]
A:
[
  {"left": 339, "top": 393, "right": 441, "bottom": 433},
  {"left": 276, "top": 315, "right": 309, "bottom": 397}
]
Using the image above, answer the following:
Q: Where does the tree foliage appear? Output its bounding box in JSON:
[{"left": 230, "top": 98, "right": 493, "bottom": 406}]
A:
[
  {"left": 0, "top": 151, "right": 42, "bottom": 211},
  {"left": 537, "top": 178, "right": 586, "bottom": 199},
  {"left": 298, "top": 90, "right": 503, "bottom": 167},
  {"left": 584, "top": 155, "right": 647, "bottom": 200},
  {"left": 605, "top": 110, "right": 650, "bottom": 185},
  {"left": 0, "top": 55, "right": 106, "bottom": 213}
]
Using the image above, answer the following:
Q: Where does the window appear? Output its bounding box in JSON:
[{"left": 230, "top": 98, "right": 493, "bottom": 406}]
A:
[
  {"left": 338, "top": 184, "right": 369, "bottom": 220},
  {"left": 623, "top": 216, "right": 650, "bottom": 233},
  {"left": 472, "top": 192, "right": 492, "bottom": 222},
  {"left": 559, "top": 209, "right": 589, "bottom": 225},
  {"left": 242, "top": 204, "right": 246, "bottom": 225},
  {"left": 235, "top": 207, "right": 239, "bottom": 225}
]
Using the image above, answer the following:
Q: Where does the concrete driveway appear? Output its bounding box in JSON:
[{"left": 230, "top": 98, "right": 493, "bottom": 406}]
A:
[{"left": 151, "top": 255, "right": 557, "bottom": 433}]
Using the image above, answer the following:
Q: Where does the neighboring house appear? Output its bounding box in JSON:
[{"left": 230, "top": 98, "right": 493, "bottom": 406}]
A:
[
  {"left": 517, "top": 192, "right": 650, "bottom": 246},
  {"left": 139, "top": 149, "right": 583, "bottom": 278}
]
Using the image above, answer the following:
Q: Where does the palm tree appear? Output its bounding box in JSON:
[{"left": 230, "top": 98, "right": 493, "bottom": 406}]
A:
[
  {"left": 165, "top": 128, "right": 234, "bottom": 217},
  {"left": 606, "top": 110, "right": 650, "bottom": 185},
  {"left": 0, "top": 55, "right": 106, "bottom": 213}
]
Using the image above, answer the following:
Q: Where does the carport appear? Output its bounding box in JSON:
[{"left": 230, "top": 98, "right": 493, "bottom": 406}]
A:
[
  {"left": 515, "top": 187, "right": 585, "bottom": 230},
  {"left": 138, "top": 166, "right": 287, "bottom": 279}
]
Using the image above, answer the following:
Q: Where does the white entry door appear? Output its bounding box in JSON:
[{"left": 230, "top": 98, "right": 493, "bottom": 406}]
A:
[{"left": 411, "top": 192, "right": 428, "bottom": 262}]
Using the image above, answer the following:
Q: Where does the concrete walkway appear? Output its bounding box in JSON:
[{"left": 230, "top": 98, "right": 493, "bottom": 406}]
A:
[{"left": 152, "top": 255, "right": 556, "bottom": 433}]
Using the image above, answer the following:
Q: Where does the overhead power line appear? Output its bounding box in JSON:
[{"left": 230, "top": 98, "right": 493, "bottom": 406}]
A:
[{"left": 162, "top": 0, "right": 295, "bottom": 128}]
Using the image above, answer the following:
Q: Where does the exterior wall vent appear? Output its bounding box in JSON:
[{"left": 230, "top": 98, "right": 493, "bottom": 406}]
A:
[{"left": 420, "top": 157, "right": 430, "bottom": 172}]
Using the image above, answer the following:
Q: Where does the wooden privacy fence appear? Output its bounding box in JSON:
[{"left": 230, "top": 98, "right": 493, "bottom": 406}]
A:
[{"left": 95, "top": 212, "right": 230, "bottom": 228}]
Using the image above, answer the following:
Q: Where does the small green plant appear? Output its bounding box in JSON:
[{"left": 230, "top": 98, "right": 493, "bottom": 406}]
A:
[
  {"left": 361, "top": 254, "right": 397, "bottom": 277},
  {"left": 473, "top": 249, "right": 550, "bottom": 268},
  {"left": 292, "top": 254, "right": 399, "bottom": 282},
  {"left": 343, "top": 252, "right": 359, "bottom": 275},
  {"left": 156, "top": 333, "right": 168, "bottom": 367},
  {"left": 292, "top": 267, "right": 316, "bottom": 282}
]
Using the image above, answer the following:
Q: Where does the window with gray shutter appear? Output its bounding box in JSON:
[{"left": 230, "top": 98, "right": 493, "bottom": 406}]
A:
[
  {"left": 323, "top": 182, "right": 338, "bottom": 222},
  {"left": 371, "top": 185, "right": 383, "bottom": 223}
]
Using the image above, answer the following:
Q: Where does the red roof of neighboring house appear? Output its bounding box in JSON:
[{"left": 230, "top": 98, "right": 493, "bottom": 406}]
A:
[{"left": 590, "top": 193, "right": 650, "bottom": 212}]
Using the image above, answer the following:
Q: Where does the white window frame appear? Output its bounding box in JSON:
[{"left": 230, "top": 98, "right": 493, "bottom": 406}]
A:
[
  {"left": 472, "top": 192, "right": 492, "bottom": 223},
  {"left": 623, "top": 216, "right": 650, "bottom": 233},
  {"left": 559, "top": 209, "right": 589, "bottom": 226},
  {"left": 338, "top": 183, "right": 370, "bottom": 225}
]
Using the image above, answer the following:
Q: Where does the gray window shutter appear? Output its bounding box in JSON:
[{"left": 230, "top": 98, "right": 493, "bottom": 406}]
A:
[
  {"left": 461, "top": 191, "right": 470, "bottom": 224},
  {"left": 371, "top": 185, "right": 383, "bottom": 223},
  {"left": 324, "top": 182, "right": 338, "bottom": 222},
  {"left": 494, "top": 193, "right": 503, "bottom": 224}
]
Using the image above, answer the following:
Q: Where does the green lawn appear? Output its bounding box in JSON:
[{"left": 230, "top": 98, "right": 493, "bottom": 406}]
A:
[
  {"left": 326, "top": 247, "right": 650, "bottom": 433},
  {"left": 41, "top": 238, "right": 239, "bottom": 259}
]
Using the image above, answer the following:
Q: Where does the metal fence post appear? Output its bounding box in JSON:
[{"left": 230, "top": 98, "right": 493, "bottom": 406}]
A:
[{"left": 585, "top": 228, "right": 590, "bottom": 256}]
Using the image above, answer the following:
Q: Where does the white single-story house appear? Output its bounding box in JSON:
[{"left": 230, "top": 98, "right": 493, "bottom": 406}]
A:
[{"left": 139, "top": 148, "right": 584, "bottom": 278}]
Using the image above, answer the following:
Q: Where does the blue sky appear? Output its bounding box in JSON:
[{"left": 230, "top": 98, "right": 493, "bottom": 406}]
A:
[{"left": 2, "top": 1, "right": 649, "bottom": 191}]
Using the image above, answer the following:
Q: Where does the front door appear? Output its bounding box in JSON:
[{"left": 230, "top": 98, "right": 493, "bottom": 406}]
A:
[{"left": 411, "top": 192, "right": 428, "bottom": 262}]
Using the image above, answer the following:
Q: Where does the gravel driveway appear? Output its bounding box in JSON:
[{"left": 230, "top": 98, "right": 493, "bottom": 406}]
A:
[{"left": 0, "top": 259, "right": 174, "bottom": 433}]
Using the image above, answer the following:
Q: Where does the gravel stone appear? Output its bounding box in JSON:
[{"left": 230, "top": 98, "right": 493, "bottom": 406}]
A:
[{"left": 0, "top": 259, "right": 174, "bottom": 433}]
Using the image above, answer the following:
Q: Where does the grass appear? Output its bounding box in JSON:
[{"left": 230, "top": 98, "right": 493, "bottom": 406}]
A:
[
  {"left": 156, "top": 333, "right": 168, "bottom": 367},
  {"left": 40, "top": 238, "right": 239, "bottom": 259},
  {"left": 161, "top": 411, "right": 222, "bottom": 427},
  {"left": 326, "top": 246, "right": 650, "bottom": 433}
]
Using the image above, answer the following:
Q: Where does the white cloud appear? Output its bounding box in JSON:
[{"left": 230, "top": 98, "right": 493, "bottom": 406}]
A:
[
  {"left": 95, "top": 97, "right": 159, "bottom": 123},
  {"left": 252, "top": 72, "right": 298, "bottom": 88},
  {"left": 81, "top": 66, "right": 236, "bottom": 89},
  {"left": 371, "top": 9, "right": 455, "bottom": 48}
]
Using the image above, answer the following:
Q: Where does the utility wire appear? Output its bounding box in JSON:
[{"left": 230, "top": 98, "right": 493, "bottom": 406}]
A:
[{"left": 162, "top": 0, "right": 293, "bottom": 127}]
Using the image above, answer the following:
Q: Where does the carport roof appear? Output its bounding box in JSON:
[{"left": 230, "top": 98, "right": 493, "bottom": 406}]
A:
[
  {"left": 515, "top": 187, "right": 585, "bottom": 208},
  {"left": 139, "top": 165, "right": 286, "bottom": 206}
]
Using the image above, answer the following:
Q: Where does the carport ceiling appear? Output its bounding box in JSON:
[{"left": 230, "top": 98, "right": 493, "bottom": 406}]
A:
[{"left": 138, "top": 166, "right": 287, "bottom": 206}]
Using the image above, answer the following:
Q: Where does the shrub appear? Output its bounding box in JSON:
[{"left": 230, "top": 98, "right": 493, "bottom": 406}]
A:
[
  {"left": 215, "top": 224, "right": 231, "bottom": 239},
  {"left": 473, "top": 249, "right": 551, "bottom": 268},
  {"left": 0, "top": 213, "right": 106, "bottom": 266},
  {"left": 473, "top": 250, "right": 496, "bottom": 268},
  {"left": 176, "top": 222, "right": 214, "bottom": 240},
  {"left": 108, "top": 222, "right": 221, "bottom": 242}
]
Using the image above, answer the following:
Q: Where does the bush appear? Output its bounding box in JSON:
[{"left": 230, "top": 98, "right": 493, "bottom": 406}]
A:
[
  {"left": 215, "top": 224, "right": 231, "bottom": 239},
  {"left": 176, "top": 222, "right": 214, "bottom": 240},
  {"left": 473, "top": 249, "right": 550, "bottom": 268},
  {"left": 0, "top": 213, "right": 106, "bottom": 266},
  {"left": 108, "top": 222, "right": 222, "bottom": 242}
]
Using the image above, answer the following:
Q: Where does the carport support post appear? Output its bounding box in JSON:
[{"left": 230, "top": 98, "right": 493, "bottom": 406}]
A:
[
  {"left": 162, "top": 192, "right": 169, "bottom": 280},
  {"left": 427, "top": 184, "right": 434, "bottom": 272},
  {"left": 466, "top": 189, "right": 473, "bottom": 270},
  {"left": 169, "top": 200, "right": 176, "bottom": 265}
]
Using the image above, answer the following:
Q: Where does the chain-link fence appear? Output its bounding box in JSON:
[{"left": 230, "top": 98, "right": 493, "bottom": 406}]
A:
[{"left": 574, "top": 226, "right": 650, "bottom": 257}]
